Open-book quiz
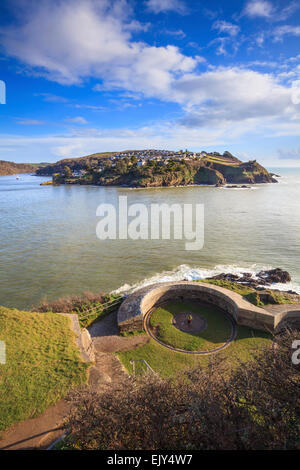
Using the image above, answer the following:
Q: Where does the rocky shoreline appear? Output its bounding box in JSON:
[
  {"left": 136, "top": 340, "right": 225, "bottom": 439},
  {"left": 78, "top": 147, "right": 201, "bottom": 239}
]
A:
[{"left": 207, "top": 268, "right": 300, "bottom": 302}]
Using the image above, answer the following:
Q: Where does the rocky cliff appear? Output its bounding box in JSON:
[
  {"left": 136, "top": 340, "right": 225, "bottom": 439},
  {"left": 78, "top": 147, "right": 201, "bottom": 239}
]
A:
[{"left": 95, "top": 157, "right": 276, "bottom": 187}]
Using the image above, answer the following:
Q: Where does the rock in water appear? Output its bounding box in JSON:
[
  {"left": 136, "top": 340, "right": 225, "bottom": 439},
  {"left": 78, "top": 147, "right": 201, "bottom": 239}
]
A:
[{"left": 257, "top": 268, "right": 292, "bottom": 284}]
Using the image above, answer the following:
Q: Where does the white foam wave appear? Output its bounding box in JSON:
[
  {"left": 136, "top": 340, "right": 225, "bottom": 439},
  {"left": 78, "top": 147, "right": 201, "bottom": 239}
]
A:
[
  {"left": 112, "top": 263, "right": 300, "bottom": 296},
  {"left": 221, "top": 186, "right": 259, "bottom": 191}
]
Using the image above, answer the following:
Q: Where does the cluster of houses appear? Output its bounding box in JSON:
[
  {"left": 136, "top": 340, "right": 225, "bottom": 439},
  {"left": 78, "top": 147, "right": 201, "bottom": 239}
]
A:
[
  {"left": 70, "top": 149, "right": 225, "bottom": 177},
  {"left": 110, "top": 149, "right": 213, "bottom": 167}
]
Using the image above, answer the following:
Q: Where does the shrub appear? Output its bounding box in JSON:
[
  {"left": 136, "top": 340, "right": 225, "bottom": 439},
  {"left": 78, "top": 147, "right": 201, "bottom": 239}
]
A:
[
  {"left": 64, "top": 329, "right": 300, "bottom": 450},
  {"left": 33, "top": 291, "right": 106, "bottom": 313}
]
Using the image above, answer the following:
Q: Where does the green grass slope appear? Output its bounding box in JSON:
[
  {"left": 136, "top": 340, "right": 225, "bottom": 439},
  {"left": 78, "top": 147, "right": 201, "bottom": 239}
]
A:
[
  {"left": 0, "top": 307, "right": 88, "bottom": 432},
  {"left": 118, "top": 323, "right": 271, "bottom": 377}
]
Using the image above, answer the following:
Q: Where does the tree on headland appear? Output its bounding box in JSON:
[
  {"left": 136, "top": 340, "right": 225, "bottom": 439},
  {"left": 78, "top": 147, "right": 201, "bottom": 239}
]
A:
[
  {"left": 63, "top": 165, "right": 72, "bottom": 178},
  {"left": 103, "top": 159, "right": 112, "bottom": 169},
  {"left": 130, "top": 155, "right": 138, "bottom": 165},
  {"left": 116, "top": 159, "right": 128, "bottom": 174}
]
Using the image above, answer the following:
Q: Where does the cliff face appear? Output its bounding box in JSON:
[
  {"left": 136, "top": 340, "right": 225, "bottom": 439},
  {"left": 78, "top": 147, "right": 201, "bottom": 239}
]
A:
[
  {"left": 94, "top": 159, "right": 276, "bottom": 187},
  {"left": 207, "top": 160, "right": 275, "bottom": 184},
  {"left": 0, "top": 160, "right": 36, "bottom": 176}
]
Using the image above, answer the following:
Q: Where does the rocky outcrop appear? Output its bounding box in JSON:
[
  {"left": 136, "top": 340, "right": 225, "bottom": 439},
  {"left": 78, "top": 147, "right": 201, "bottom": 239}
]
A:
[
  {"left": 209, "top": 160, "right": 276, "bottom": 185},
  {"left": 209, "top": 268, "right": 292, "bottom": 287},
  {"left": 194, "top": 167, "right": 225, "bottom": 186},
  {"left": 257, "top": 268, "right": 291, "bottom": 284},
  {"left": 207, "top": 269, "right": 300, "bottom": 304}
]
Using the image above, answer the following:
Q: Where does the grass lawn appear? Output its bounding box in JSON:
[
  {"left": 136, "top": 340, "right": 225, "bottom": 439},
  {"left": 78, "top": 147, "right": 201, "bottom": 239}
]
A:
[
  {"left": 0, "top": 307, "right": 88, "bottom": 433},
  {"left": 149, "top": 301, "right": 232, "bottom": 352},
  {"left": 118, "top": 319, "right": 272, "bottom": 377},
  {"left": 202, "top": 156, "right": 239, "bottom": 166}
]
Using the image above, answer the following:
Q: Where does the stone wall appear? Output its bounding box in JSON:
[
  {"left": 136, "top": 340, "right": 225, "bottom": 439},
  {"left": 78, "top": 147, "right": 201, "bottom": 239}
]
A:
[
  {"left": 274, "top": 308, "right": 300, "bottom": 331},
  {"left": 117, "top": 281, "right": 277, "bottom": 334},
  {"left": 59, "top": 313, "right": 95, "bottom": 362}
]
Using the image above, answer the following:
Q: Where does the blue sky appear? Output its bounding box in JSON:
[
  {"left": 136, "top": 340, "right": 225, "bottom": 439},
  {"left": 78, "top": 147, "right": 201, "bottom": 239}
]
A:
[{"left": 0, "top": 0, "right": 299, "bottom": 166}]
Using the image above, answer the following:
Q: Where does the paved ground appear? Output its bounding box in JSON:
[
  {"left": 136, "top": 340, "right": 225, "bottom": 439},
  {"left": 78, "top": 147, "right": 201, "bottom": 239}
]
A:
[
  {"left": 89, "top": 310, "right": 149, "bottom": 353},
  {"left": 263, "top": 303, "right": 300, "bottom": 315},
  {"left": 0, "top": 310, "right": 148, "bottom": 450},
  {"left": 172, "top": 312, "right": 207, "bottom": 334}
]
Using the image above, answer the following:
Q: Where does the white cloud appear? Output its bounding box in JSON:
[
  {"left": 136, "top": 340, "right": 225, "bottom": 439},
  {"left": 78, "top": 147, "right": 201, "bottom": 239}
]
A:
[
  {"left": 0, "top": 0, "right": 196, "bottom": 96},
  {"left": 1, "top": 0, "right": 300, "bottom": 153},
  {"left": 243, "top": 0, "right": 274, "bottom": 18},
  {"left": 243, "top": 0, "right": 299, "bottom": 21},
  {"left": 65, "top": 116, "right": 88, "bottom": 124},
  {"left": 73, "top": 104, "right": 106, "bottom": 111},
  {"left": 273, "top": 25, "right": 300, "bottom": 41},
  {"left": 145, "top": 0, "right": 187, "bottom": 15},
  {"left": 1, "top": 104, "right": 299, "bottom": 163},
  {"left": 212, "top": 20, "right": 240, "bottom": 37},
  {"left": 0, "top": 122, "right": 245, "bottom": 163},
  {"left": 210, "top": 21, "right": 241, "bottom": 56},
  {"left": 162, "top": 29, "right": 186, "bottom": 39},
  {"left": 35, "top": 93, "right": 68, "bottom": 103},
  {"left": 209, "top": 37, "right": 230, "bottom": 56},
  {"left": 276, "top": 1, "right": 300, "bottom": 21},
  {"left": 92, "top": 84, "right": 104, "bottom": 92},
  {"left": 171, "top": 67, "right": 300, "bottom": 133},
  {"left": 255, "top": 33, "right": 265, "bottom": 46},
  {"left": 16, "top": 118, "right": 45, "bottom": 125},
  {"left": 278, "top": 148, "right": 300, "bottom": 159}
]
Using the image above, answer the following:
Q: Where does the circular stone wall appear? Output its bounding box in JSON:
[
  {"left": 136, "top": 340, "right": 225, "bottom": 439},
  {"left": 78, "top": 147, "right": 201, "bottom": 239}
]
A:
[
  {"left": 144, "top": 302, "right": 236, "bottom": 355},
  {"left": 117, "top": 281, "right": 277, "bottom": 334}
]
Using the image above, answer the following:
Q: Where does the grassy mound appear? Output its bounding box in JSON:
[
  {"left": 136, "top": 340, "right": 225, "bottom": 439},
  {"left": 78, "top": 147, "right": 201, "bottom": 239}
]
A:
[
  {"left": 149, "top": 301, "right": 232, "bottom": 352},
  {"left": 0, "top": 307, "right": 88, "bottom": 433}
]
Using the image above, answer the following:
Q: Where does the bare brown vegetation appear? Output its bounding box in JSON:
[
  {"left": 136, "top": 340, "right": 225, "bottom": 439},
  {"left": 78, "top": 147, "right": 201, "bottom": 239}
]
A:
[
  {"left": 34, "top": 291, "right": 106, "bottom": 313},
  {"left": 63, "top": 329, "right": 300, "bottom": 450}
]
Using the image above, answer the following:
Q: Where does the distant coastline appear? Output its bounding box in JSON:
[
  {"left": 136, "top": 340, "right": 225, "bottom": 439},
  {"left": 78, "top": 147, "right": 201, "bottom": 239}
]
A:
[{"left": 0, "top": 160, "right": 36, "bottom": 176}]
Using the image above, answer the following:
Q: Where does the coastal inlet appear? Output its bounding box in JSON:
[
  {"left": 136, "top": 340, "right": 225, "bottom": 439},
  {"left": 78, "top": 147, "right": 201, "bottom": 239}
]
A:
[{"left": 0, "top": 169, "right": 299, "bottom": 309}]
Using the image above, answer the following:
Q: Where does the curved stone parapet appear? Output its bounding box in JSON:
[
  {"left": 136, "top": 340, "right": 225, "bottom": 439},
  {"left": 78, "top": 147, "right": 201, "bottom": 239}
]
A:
[
  {"left": 274, "top": 307, "right": 300, "bottom": 331},
  {"left": 117, "top": 281, "right": 277, "bottom": 334}
]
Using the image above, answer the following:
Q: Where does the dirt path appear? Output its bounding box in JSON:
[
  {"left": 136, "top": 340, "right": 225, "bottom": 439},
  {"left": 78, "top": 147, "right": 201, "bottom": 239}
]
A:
[
  {"left": 0, "top": 311, "right": 148, "bottom": 450},
  {"left": 88, "top": 311, "right": 149, "bottom": 389},
  {"left": 0, "top": 400, "right": 70, "bottom": 450}
]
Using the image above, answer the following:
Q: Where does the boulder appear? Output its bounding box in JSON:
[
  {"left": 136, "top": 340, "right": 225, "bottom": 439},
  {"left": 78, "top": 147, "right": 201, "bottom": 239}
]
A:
[{"left": 257, "top": 268, "right": 291, "bottom": 284}]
